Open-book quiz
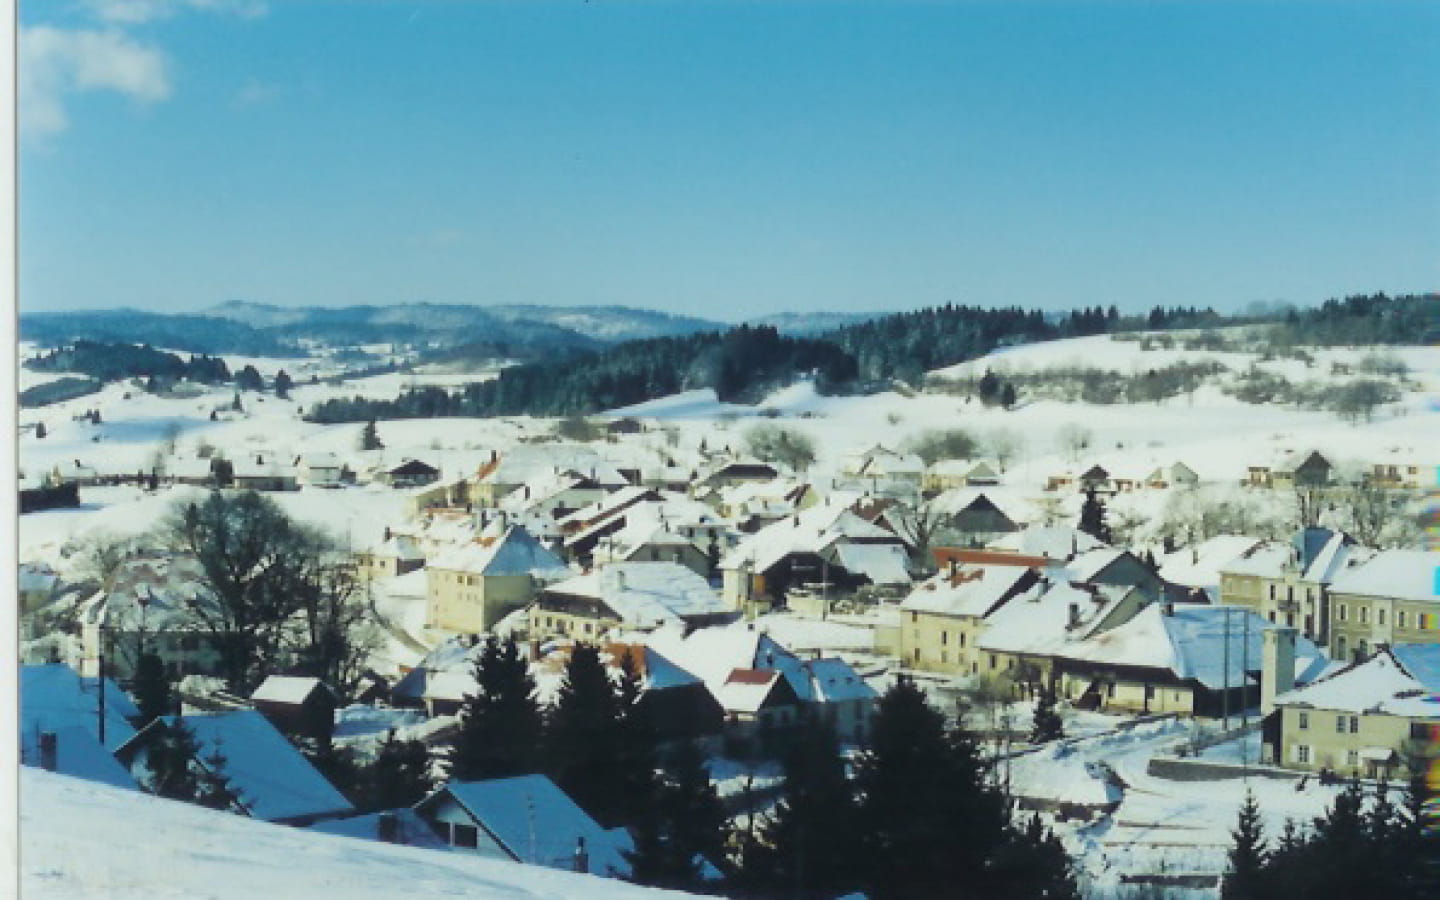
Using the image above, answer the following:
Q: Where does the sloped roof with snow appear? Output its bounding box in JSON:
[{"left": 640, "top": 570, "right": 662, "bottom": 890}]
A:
[
  {"left": 91, "top": 554, "right": 223, "bottom": 632},
  {"left": 251, "top": 675, "right": 330, "bottom": 706},
  {"left": 426, "top": 775, "right": 633, "bottom": 877},
  {"left": 990, "top": 525, "right": 1104, "bottom": 560},
  {"left": 1329, "top": 550, "right": 1440, "bottom": 603},
  {"left": 900, "top": 565, "right": 1035, "bottom": 618},
  {"left": 429, "top": 526, "right": 571, "bottom": 578},
  {"left": 20, "top": 664, "right": 137, "bottom": 753},
  {"left": 833, "top": 542, "right": 913, "bottom": 585},
  {"left": 722, "top": 504, "right": 900, "bottom": 574},
  {"left": 1218, "top": 541, "right": 1297, "bottom": 579},
  {"left": 148, "top": 710, "right": 354, "bottom": 821},
  {"left": 1159, "top": 535, "right": 1265, "bottom": 590},
  {"left": 543, "top": 562, "right": 728, "bottom": 628},
  {"left": 1058, "top": 605, "right": 1330, "bottom": 690},
  {"left": 1275, "top": 646, "right": 1440, "bottom": 718},
  {"left": 977, "top": 580, "right": 1133, "bottom": 656}
]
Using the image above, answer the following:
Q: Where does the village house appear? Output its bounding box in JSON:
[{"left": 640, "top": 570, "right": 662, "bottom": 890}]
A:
[
  {"left": 116, "top": 709, "right": 355, "bottom": 824},
  {"left": 603, "top": 643, "right": 725, "bottom": 744},
  {"left": 1246, "top": 449, "right": 1333, "bottom": 489},
  {"left": 1267, "top": 642, "right": 1440, "bottom": 779},
  {"left": 374, "top": 458, "right": 441, "bottom": 488},
  {"left": 1050, "top": 603, "right": 1330, "bottom": 717},
  {"left": 1158, "top": 534, "right": 1266, "bottom": 605},
  {"left": 699, "top": 458, "right": 783, "bottom": 490},
  {"left": 900, "top": 564, "right": 1044, "bottom": 676},
  {"left": 425, "top": 522, "right": 572, "bottom": 636},
  {"left": 563, "top": 489, "right": 726, "bottom": 568},
  {"left": 648, "top": 623, "right": 878, "bottom": 748},
  {"left": 837, "top": 445, "right": 926, "bottom": 499},
  {"left": 1217, "top": 528, "right": 1366, "bottom": 646},
  {"left": 721, "top": 504, "right": 913, "bottom": 616},
  {"left": 356, "top": 530, "right": 426, "bottom": 579},
  {"left": 1326, "top": 549, "right": 1440, "bottom": 663},
  {"left": 928, "top": 488, "right": 1025, "bottom": 547},
  {"left": 249, "top": 675, "right": 338, "bottom": 744},
  {"left": 77, "top": 555, "right": 226, "bottom": 682},
  {"left": 471, "top": 446, "right": 631, "bottom": 508},
  {"left": 923, "top": 459, "right": 1001, "bottom": 494},
  {"left": 19, "top": 663, "right": 141, "bottom": 791},
  {"left": 989, "top": 524, "right": 1107, "bottom": 561},
  {"left": 414, "top": 774, "right": 634, "bottom": 876},
  {"left": 1144, "top": 461, "right": 1200, "bottom": 490},
  {"left": 230, "top": 452, "right": 299, "bottom": 491},
  {"left": 530, "top": 562, "right": 735, "bottom": 640},
  {"left": 294, "top": 451, "right": 345, "bottom": 488},
  {"left": 591, "top": 519, "right": 714, "bottom": 577}
]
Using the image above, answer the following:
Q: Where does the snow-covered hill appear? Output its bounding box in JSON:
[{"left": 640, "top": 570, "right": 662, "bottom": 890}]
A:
[{"left": 19, "top": 768, "right": 694, "bottom": 899}]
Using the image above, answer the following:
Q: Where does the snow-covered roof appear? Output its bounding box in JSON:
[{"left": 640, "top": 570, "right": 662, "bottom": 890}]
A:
[
  {"left": 20, "top": 724, "right": 139, "bottom": 791},
  {"left": 1064, "top": 548, "right": 1128, "bottom": 583},
  {"left": 428, "top": 526, "right": 571, "bottom": 578},
  {"left": 1275, "top": 645, "right": 1440, "bottom": 719},
  {"left": 302, "top": 808, "right": 450, "bottom": 851},
  {"left": 715, "top": 669, "right": 787, "bottom": 714},
  {"left": 543, "top": 562, "right": 729, "bottom": 628},
  {"left": 900, "top": 565, "right": 1036, "bottom": 618},
  {"left": 722, "top": 504, "right": 900, "bottom": 574},
  {"left": 990, "top": 525, "right": 1104, "bottom": 560},
  {"left": 833, "top": 542, "right": 913, "bottom": 585},
  {"left": 90, "top": 554, "right": 223, "bottom": 632},
  {"left": 1057, "top": 605, "right": 1330, "bottom": 691},
  {"left": 146, "top": 710, "right": 354, "bottom": 821},
  {"left": 807, "top": 658, "right": 878, "bottom": 703},
  {"left": 250, "top": 675, "right": 330, "bottom": 706},
  {"left": 1218, "top": 541, "right": 1297, "bottom": 579},
  {"left": 1159, "top": 535, "right": 1265, "bottom": 590},
  {"left": 1007, "top": 743, "right": 1124, "bottom": 808},
  {"left": 1329, "top": 550, "right": 1440, "bottom": 603},
  {"left": 425, "top": 775, "right": 633, "bottom": 877},
  {"left": 977, "top": 580, "right": 1134, "bottom": 656},
  {"left": 20, "top": 664, "right": 137, "bottom": 753}
]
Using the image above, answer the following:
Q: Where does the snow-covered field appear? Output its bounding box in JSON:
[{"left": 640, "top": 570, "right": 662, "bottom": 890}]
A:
[{"left": 19, "top": 768, "right": 695, "bottom": 899}]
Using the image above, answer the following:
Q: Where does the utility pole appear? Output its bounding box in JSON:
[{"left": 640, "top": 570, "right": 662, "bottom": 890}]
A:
[
  {"left": 97, "top": 623, "right": 107, "bottom": 747},
  {"left": 1221, "top": 607, "right": 1231, "bottom": 734}
]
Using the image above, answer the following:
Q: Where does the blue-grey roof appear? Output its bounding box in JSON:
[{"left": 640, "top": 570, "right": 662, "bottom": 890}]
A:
[
  {"left": 302, "top": 808, "right": 450, "bottom": 850},
  {"left": 1392, "top": 644, "right": 1440, "bottom": 693},
  {"left": 153, "top": 710, "right": 353, "bottom": 821},
  {"left": 428, "top": 775, "right": 633, "bottom": 877},
  {"left": 20, "top": 664, "right": 137, "bottom": 752}
]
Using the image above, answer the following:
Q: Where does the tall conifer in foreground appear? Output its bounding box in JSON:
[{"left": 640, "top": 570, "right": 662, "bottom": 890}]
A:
[{"left": 447, "top": 636, "right": 543, "bottom": 782}]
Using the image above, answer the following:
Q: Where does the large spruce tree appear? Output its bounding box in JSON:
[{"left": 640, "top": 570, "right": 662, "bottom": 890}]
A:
[{"left": 448, "top": 636, "right": 543, "bottom": 782}]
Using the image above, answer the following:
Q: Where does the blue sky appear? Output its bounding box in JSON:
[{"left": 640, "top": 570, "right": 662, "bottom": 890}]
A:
[{"left": 18, "top": 0, "right": 1440, "bottom": 320}]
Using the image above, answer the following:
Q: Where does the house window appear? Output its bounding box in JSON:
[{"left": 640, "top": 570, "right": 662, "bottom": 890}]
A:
[
  {"left": 1410, "top": 723, "right": 1435, "bottom": 741},
  {"left": 959, "top": 633, "right": 966, "bottom": 647},
  {"left": 1299, "top": 712, "right": 1309, "bottom": 730},
  {"left": 1268, "top": 584, "right": 1276, "bottom": 601},
  {"left": 1378, "top": 609, "right": 1386, "bottom": 626},
  {"left": 1295, "top": 744, "right": 1311, "bottom": 764},
  {"left": 1398, "top": 611, "right": 1407, "bottom": 629},
  {"left": 1338, "top": 605, "right": 1347, "bottom": 622},
  {"left": 1350, "top": 716, "right": 1360, "bottom": 734},
  {"left": 941, "top": 632, "right": 948, "bottom": 646},
  {"left": 941, "top": 651, "right": 948, "bottom": 665},
  {"left": 451, "top": 823, "right": 479, "bottom": 849},
  {"left": 1346, "top": 750, "right": 1359, "bottom": 767},
  {"left": 1359, "top": 607, "right": 1369, "bottom": 625}
]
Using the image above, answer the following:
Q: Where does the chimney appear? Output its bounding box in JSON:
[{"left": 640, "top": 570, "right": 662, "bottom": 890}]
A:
[
  {"left": 948, "top": 558, "right": 959, "bottom": 578},
  {"left": 613, "top": 569, "right": 627, "bottom": 592},
  {"left": 573, "top": 837, "right": 589, "bottom": 874},
  {"left": 1067, "top": 603, "right": 1080, "bottom": 628},
  {"left": 377, "top": 811, "right": 400, "bottom": 844},
  {"left": 1262, "top": 626, "right": 1298, "bottom": 715},
  {"left": 1161, "top": 600, "right": 1174, "bottom": 617},
  {"left": 384, "top": 526, "right": 392, "bottom": 542},
  {"left": 38, "top": 731, "right": 58, "bottom": 772}
]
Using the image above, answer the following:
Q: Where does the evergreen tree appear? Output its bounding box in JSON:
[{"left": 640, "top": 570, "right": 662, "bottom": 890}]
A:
[
  {"left": 274, "top": 369, "right": 293, "bottom": 400},
  {"left": 231, "top": 392, "right": 243, "bottom": 413},
  {"left": 543, "top": 643, "right": 632, "bottom": 827},
  {"left": 979, "top": 369, "right": 1001, "bottom": 405},
  {"left": 1223, "top": 790, "right": 1268, "bottom": 900},
  {"left": 132, "top": 651, "right": 172, "bottom": 727},
  {"left": 745, "top": 715, "right": 861, "bottom": 900},
  {"left": 34, "top": 422, "right": 46, "bottom": 439},
  {"left": 359, "top": 419, "right": 384, "bottom": 451},
  {"left": 234, "top": 365, "right": 264, "bottom": 392},
  {"left": 989, "top": 812, "right": 1081, "bottom": 900},
  {"left": 1030, "top": 682, "right": 1064, "bottom": 744},
  {"left": 367, "top": 729, "right": 432, "bottom": 811},
  {"left": 196, "top": 735, "right": 244, "bottom": 812},
  {"left": 146, "top": 718, "right": 204, "bottom": 802},
  {"left": 855, "top": 677, "right": 1008, "bottom": 899},
  {"left": 612, "top": 648, "right": 662, "bottom": 828},
  {"left": 1001, "top": 381, "right": 1018, "bottom": 410},
  {"left": 1078, "top": 489, "right": 1111, "bottom": 543},
  {"left": 448, "top": 636, "right": 544, "bottom": 782},
  {"left": 626, "top": 739, "right": 725, "bottom": 892}
]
